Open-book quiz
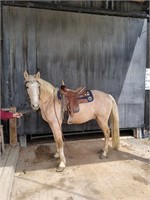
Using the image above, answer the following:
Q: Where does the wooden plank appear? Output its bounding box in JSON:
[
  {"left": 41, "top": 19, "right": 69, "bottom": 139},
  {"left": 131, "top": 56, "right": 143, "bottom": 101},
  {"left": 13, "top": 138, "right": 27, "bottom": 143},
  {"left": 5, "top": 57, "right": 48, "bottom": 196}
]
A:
[
  {"left": 0, "top": 125, "right": 5, "bottom": 153},
  {"left": 0, "top": 145, "right": 19, "bottom": 200},
  {"left": 0, "top": 134, "right": 1, "bottom": 144},
  {"left": 9, "top": 107, "right": 17, "bottom": 145},
  {"left": 0, "top": 145, "right": 11, "bottom": 177}
]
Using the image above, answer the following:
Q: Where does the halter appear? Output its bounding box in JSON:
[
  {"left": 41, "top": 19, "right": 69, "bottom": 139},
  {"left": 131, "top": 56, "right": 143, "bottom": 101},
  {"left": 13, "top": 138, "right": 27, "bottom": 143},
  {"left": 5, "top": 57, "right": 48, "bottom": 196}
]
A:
[
  {"left": 25, "top": 78, "right": 41, "bottom": 111},
  {"left": 25, "top": 79, "right": 40, "bottom": 88}
]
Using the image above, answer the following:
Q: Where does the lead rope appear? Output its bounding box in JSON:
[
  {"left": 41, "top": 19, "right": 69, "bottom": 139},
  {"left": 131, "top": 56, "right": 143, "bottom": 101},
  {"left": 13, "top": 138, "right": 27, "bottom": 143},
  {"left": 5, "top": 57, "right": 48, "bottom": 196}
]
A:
[
  {"left": 16, "top": 109, "right": 37, "bottom": 128},
  {"left": 53, "top": 88, "right": 71, "bottom": 153},
  {"left": 17, "top": 118, "right": 21, "bottom": 128}
]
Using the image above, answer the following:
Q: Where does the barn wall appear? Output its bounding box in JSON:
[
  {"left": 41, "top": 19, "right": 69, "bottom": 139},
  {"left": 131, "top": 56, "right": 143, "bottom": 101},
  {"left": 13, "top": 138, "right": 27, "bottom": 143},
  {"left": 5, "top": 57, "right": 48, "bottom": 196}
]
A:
[
  {"left": 1, "top": 6, "right": 147, "bottom": 135},
  {"left": 0, "top": 3, "right": 1, "bottom": 110}
]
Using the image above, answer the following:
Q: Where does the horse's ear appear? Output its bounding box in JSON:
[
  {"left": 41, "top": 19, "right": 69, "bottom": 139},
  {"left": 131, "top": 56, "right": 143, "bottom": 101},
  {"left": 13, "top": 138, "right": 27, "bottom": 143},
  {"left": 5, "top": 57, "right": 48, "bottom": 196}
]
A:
[
  {"left": 36, "top": 71, "right": 40, "bottom": 79},
  {"left": 24, "top": 71, "right": 29, "bottom": 80}
]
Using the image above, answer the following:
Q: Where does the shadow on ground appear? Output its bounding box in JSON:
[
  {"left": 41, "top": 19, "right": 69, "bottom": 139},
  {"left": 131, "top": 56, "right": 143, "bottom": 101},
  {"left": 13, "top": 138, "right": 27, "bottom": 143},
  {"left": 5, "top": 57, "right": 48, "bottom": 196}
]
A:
[{"left": 15, "top": 138, "right": 150, "bottom": 173}]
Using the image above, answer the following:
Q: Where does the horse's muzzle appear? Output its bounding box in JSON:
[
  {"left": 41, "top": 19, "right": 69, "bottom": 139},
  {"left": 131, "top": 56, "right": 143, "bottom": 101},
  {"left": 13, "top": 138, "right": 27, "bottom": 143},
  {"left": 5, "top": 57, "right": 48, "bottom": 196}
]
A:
[{"left": 32, "top": 105, "right": 39, "bottom": 110}]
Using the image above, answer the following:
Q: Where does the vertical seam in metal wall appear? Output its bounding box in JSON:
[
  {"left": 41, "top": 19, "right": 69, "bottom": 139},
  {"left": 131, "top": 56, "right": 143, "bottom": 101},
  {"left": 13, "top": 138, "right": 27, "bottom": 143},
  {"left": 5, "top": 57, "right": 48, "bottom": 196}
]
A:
[
  {"left": 148, "top": 1, "right": 150, "bottom": 134},
  {"left": 145, "top": 1, "right": 150, "bottom": 133},
  {"left": 0, "top": 2, "right": 2, "bottom": 112}
]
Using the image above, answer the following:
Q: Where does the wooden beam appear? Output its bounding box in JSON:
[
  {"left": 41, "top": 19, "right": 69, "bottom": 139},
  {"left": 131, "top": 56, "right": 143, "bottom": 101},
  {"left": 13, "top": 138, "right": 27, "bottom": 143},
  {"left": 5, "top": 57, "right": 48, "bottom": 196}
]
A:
[
  {"left": 9, "top": 107, "right": 17, "bottom": 145},
  {"left": 1, "top": 1, "right": 148, "bottom": 19},
  {"left": 0, "top": 125, "right": 5, "bottom": 154},
  {"left": 1, "top": 107, "right": 18, "bottom": 145},
  {"left": 131, "top": 0, "right": 145, "bottom": 3}
]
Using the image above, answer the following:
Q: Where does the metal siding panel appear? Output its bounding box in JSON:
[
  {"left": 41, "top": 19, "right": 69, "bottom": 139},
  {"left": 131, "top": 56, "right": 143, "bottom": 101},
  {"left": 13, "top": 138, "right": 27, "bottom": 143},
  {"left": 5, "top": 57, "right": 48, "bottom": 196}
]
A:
[{"left": 2, "top": 6, "right": 147, "bottom": 135}]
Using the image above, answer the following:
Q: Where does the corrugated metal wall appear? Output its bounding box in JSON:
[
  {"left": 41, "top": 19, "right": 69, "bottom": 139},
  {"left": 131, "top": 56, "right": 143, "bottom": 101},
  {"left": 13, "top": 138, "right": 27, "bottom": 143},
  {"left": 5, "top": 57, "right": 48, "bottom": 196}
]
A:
[{"left": 2, "top": 6, "right": 147, "bottom": 135}]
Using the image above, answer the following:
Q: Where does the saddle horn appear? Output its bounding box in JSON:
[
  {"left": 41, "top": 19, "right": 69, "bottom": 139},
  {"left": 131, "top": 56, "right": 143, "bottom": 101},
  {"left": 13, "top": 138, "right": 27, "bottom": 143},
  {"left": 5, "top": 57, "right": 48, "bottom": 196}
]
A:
[{"left": 62, "top": 80, "right": 65, "bottom": 85}]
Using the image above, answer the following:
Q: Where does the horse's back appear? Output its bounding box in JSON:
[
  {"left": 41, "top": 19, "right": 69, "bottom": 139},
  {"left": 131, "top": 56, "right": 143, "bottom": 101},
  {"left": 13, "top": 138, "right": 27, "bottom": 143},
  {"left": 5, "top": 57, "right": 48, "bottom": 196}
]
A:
[
  {"left": 91, "top": 90, "right": 113, "bottom": 105},
  {"left": 67, "top": 89, "right": 113, "bottom": 124}
]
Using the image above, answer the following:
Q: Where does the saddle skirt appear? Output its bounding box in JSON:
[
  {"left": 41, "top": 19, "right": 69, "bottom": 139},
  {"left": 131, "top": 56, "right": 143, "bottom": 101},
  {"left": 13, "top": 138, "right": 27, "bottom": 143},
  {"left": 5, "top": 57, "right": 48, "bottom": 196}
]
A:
[{"left": 57, "top": 85, "right": 94, "bottom": 117}]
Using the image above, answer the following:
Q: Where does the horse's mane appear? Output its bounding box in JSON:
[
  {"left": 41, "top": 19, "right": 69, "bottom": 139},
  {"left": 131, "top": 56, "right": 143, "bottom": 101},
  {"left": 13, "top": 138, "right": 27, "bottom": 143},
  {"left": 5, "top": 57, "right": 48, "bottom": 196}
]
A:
[
  {"left": 37, "top": 78, "right": 55, "bottom": 100},
  {"left": 38, "top": 78, "right": 54, "bottom": 89}
]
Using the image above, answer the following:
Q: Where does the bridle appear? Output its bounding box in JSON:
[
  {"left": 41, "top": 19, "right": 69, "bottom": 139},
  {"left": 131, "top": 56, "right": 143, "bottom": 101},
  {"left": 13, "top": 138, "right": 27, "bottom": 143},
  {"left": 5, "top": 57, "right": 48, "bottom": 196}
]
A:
[
  {"left": 25, "top": 79, "right": 40, "bottom": 90},
  {"left": 25, "top": 79, "right": 41, "bottom": 109}
]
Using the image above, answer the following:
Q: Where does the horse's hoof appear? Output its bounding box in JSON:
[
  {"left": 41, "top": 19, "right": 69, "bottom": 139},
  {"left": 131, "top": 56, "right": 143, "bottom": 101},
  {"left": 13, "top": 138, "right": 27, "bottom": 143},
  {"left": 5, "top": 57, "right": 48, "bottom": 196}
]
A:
[
  {"left": 99, "top": 154, "right": 108, "bottom": 159},
  {"left": 56, "top": 166, "right": 65, "bottom": 172},
  {"left": 98, "top": 149, "right": 103, "bottom": 154},
  {"left": 99, "top": 150, "right": 109, "bottom": 159}
]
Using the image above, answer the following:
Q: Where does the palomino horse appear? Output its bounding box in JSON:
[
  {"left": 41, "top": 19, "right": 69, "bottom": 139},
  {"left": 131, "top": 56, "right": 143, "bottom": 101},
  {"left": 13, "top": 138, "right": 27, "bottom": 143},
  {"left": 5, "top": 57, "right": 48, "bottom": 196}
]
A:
[{"left": 24, "top": 71, "right": 120, "bottom": 172}]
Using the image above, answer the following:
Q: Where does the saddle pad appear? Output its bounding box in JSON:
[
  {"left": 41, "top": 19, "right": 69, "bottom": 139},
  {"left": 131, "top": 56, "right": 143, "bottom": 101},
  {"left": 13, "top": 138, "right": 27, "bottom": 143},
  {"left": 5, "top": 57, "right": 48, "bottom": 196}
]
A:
[
  {"left": 57, "top": 89, "right": 94, "bottom": 102},
  {"left": 78, "top": 90, "right": 94, "bottom": 102}
]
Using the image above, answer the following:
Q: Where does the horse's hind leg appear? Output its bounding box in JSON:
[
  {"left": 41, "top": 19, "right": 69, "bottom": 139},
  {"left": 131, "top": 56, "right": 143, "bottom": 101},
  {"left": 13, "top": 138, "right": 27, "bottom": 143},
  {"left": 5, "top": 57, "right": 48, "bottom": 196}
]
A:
[{"left": 96, "top": 117, "right": 110, "bottom": 159}]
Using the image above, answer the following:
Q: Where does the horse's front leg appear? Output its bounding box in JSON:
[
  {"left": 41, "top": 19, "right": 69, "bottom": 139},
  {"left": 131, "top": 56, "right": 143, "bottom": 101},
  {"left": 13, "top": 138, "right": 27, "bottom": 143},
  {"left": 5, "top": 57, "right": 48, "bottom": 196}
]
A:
[
  {"left": 53, "top": 142, "right": 61, "bottom": 159},
  {"left": 56, "top": 138, "right": 66, "bottom": 172},
  {"left": 50, "top": 123, "right": 66, "bottom": 172}
]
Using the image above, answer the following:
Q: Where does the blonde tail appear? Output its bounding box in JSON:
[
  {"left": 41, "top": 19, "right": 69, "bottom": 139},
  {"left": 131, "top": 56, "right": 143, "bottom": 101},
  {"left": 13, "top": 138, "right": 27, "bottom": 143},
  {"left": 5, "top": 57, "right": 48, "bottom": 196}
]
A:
[{"left": 110, "top": 96, "right": 120, "bottom": 150}]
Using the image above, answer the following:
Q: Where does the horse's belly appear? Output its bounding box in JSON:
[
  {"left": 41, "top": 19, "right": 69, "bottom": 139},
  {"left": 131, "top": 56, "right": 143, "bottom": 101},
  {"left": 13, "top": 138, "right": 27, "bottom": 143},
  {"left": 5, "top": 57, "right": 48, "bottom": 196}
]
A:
[{"left": 67, "top": 106, "right": 96, "bottom": 124}]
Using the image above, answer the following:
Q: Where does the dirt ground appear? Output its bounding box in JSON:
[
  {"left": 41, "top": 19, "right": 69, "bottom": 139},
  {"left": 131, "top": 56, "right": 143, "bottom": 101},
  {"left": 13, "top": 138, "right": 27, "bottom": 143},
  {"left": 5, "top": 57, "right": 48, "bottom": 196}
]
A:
[{"left": 10, "top": 136, "right": 150, "bottom": 200}]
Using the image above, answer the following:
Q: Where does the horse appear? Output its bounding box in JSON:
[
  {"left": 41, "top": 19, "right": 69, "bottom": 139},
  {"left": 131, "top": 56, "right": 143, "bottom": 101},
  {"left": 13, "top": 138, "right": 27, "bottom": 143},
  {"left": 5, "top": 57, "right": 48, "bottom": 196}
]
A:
[{"left": 24, "top": 71, "right": 120, "bottom": 172}]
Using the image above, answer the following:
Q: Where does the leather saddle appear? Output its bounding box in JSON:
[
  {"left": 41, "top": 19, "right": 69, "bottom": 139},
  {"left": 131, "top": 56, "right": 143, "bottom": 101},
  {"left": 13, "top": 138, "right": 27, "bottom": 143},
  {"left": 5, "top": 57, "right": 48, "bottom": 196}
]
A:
[{"left": 60, "top": 84, "right": 89, "bottom": 117}]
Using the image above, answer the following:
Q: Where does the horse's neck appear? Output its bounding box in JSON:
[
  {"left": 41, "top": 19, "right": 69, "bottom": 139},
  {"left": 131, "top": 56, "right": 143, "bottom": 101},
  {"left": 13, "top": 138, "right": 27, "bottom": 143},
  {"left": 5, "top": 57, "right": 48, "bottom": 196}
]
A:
[{"left": 38, "top": 78, "right": 55, "bottom": 103}]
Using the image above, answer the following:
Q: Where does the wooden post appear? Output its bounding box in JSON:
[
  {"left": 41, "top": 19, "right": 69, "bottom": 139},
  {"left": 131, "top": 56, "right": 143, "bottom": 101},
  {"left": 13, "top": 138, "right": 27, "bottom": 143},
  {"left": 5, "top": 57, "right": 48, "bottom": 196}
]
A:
[
  {"left": 9, "top": 107, "right": 17, "bottom": 145},
  {"left": 0, "top": 125, "right": 4, "bottom": 155},
  {"left": 133, "top": 128, "right": 142, "bottom": 139}
]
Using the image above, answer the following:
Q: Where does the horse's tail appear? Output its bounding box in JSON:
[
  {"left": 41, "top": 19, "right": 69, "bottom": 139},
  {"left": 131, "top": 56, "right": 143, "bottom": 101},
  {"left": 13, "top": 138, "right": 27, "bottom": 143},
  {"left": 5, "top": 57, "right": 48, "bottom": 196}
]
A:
[{"left": 109, "top": 95, "right": 120, "bottom": 150}]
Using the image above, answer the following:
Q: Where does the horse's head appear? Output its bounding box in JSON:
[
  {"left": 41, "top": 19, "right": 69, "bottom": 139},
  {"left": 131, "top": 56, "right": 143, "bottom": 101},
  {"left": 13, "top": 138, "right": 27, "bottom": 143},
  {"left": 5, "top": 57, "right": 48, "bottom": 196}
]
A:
[{"left": 24, "top": 71, "right": 40, "bottom": 110}]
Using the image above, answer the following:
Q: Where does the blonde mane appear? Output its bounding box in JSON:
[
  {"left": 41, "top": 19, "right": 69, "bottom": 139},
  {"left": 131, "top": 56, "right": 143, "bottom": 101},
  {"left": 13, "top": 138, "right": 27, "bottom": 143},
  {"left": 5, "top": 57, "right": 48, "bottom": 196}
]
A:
[{"left": 36, "top": 77, "right": 55, "bottom": 103}]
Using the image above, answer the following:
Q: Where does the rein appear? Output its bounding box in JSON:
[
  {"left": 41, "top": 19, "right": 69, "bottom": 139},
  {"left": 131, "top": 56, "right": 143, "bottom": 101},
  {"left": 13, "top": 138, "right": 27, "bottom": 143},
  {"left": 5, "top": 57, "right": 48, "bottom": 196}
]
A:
[
  {"left": 53, "top": 88, "right": 71, "bottom": 153},
  {"left": 21, "top": 109, "right": 36, "bottom": 115},
  {"left": 17, "top": 109, "right": 36, "bottom": 128}
]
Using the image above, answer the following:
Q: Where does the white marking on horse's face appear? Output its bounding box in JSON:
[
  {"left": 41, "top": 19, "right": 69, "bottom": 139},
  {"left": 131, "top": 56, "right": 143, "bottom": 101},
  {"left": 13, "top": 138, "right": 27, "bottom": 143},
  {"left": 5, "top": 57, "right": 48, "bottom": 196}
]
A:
[{"left": 26, "top": 80, "right": 40, "bottom": 110}]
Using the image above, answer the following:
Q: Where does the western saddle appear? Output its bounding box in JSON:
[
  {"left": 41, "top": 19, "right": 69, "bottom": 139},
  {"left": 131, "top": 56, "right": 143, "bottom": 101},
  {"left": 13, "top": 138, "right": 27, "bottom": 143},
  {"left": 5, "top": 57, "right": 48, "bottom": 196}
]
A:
[{"left": 60, "top": 84, "right": 88, "bottom": 117}]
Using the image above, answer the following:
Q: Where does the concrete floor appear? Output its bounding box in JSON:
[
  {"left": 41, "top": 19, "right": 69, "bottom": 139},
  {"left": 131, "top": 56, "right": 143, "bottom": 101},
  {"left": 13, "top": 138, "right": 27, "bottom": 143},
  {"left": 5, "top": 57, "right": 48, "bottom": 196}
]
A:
[{"left": 10, "top": 137, "right": 150, "bottom": 200}]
